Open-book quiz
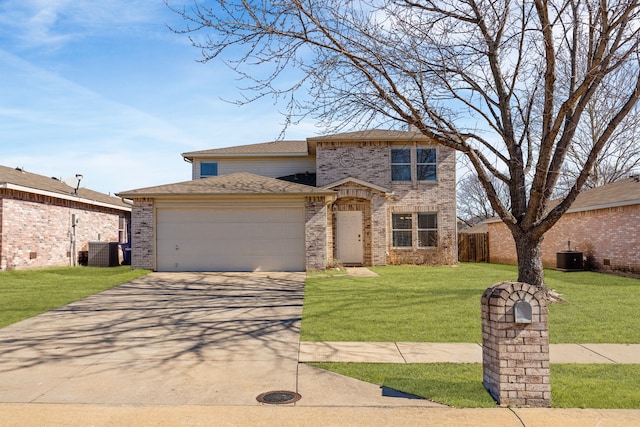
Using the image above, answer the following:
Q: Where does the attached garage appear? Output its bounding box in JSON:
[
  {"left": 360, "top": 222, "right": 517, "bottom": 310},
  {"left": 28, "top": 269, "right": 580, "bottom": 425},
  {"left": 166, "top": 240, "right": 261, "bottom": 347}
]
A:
[
  {"left": 156, "top": 205, "right": 305, "bottom": 272},
  {"left": 117, "top": 172, "right": 335, "bottom": 272}
]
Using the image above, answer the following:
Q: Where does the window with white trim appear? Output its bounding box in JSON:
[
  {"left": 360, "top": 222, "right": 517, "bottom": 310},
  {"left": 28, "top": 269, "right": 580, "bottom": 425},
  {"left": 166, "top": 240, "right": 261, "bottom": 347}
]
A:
[
  {"left": 416, "top": 148, "right": 437, "bottom": 181},
  {"left": 392, "top": 213, "right": 412, "bottom": 247},
  {"left": 391, "top": 212, "right": 439, "bottom": 248},
  {"left": 200, "top": 162, "right": 218, "bottom": 178},
  {"left": 391, "top": 148, "right": 412, "bottom": 182},
  {"left": 418, "top": 213, "right": 438, "bottom": 247},
  {"left": 391, "top": 146, "right": 437, "bottom": 182}
]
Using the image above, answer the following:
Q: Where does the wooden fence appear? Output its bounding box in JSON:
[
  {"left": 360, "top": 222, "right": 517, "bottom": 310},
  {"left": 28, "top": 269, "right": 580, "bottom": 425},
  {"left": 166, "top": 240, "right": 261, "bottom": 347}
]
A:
[{"left": 458, "top": 233, "right": 489, "bottom": 263}]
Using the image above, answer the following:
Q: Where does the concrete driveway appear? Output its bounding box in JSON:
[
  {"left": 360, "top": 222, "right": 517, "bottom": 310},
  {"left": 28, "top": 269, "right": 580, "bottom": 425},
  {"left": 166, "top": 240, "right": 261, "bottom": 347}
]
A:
[
  {"left": 0, "top": 272, "right": 306, "bottom": 405},
  {"left": 0, "top": 272, "right": 439, "bottom": 407}
]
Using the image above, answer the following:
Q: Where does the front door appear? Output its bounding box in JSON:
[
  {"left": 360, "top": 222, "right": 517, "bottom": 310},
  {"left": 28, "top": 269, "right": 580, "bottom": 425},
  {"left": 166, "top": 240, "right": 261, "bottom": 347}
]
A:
[{"left": 336, "top": 211, "right": 364, "bottom": 264}]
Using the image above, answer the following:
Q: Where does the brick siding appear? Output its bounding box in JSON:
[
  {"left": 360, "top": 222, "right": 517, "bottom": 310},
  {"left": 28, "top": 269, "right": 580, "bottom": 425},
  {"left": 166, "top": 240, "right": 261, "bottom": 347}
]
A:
[
  {"left": 127, "top": 136, "right": 458, "bottom": 271},
  {"left": 130, "top": 198, "right": 155, "bottom": 270},
  {"left": 482, "top": 282, "right": 551, "bottom": 407},
  {"left": 305, "top": 197, "right": 329, "bottom": 270},
  {"left": 316, "top": 141, "right": 390, "bottom": 187},
  {"left": 317, "top": 141, "right": 457, "bottom": 266},
  {"left": 488, "top": 204, "right": 640, "bottom": 274},
  {"left": 0, "top": 190, "right": 126, "bottom": 270}
]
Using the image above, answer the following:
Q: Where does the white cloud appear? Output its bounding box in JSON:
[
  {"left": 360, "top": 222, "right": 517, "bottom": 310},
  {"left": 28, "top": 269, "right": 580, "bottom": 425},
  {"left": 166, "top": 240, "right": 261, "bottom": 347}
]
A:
[
  {"left": 0, "top": 48, "right": 202, "bottom": 192},
  {"left": 0, "top": 0, "right": 167, "bottom": 49},
  {"left": 0, "top": 46, "right": 316, "bottom": 195},
  {"left": 0, "top": 1, "right": 323, "bottom": 197}
]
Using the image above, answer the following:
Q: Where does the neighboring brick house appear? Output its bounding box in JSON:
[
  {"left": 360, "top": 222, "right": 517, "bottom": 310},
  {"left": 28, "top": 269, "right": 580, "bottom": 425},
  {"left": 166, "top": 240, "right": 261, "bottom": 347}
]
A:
[
  {"left": 118, "top": 129, "right": 457, "bottom": 272},
  {"left": 0, "top": 165, "right": 131, "bottom": 270},
  {"left": 486, "top": 176, "right": 640, "bottom": 274}
]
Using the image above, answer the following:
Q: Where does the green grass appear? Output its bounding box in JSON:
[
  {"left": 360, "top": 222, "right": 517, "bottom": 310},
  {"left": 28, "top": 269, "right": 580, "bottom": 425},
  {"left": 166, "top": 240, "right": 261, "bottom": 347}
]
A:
[
  {"left": 301, "top": 263, "right": 640, "bottom": 343},
  {"left": 310, "top": 363, "right": 497, "bottom": 407},
  {"left": 545, "top": 269, "right": 640, "bottom": 343},
  {"left": 551, "top": 364, "right": 640, "bottom": 408},
  {"left": 310, "top": 363, "right": 640, "bottom": 408},
  {"left": 0, "top": 266, "right": 150, "bottom": 328},
  {"left": 302, "top": 263, "right": 640, "bottom": 408}
]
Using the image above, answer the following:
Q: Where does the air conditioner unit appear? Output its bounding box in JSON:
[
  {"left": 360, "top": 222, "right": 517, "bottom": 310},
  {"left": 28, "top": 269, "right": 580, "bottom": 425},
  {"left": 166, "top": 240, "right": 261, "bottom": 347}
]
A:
[{"left": 88, "top": 242, "right": 120, "bottom": 267}]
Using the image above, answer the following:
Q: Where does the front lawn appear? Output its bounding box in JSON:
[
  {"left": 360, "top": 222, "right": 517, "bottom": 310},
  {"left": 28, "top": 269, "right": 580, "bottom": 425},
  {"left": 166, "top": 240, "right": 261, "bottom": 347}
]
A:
[
  {"left": 0, "top": 266, "right": 150, "bottom": 328},
  {"left": 301, "top": 263, "right": 640, "bottom": 343},
  {"left": 302, "top": 263, "right": 640, "bottom": 408}
]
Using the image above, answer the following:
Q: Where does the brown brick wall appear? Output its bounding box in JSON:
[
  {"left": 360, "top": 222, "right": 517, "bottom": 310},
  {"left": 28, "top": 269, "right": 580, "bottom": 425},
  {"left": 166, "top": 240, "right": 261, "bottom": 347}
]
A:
[
  {"left": 0, "top": 197, "right": 3, "bottom": 267},
  {"left": 481, "top": 282, "right": 551, "bottom": 407},
  {"left": 0, "top": 191, "right": 126, "bottom": 270},
  {"left": 317, "top": 141, "right": 457, "bottom": 266},
  {"left": 488, "top": 204, "right": 640, "bottom": 273},
  {"left": 130, "top": 198, "right": 155, "bottom": 270},
  {"left": 316, "top": 141, "right": 390, "bottom": 187},
  {"left": 305, "top": 197, "right": 329, "bottom": 270}
]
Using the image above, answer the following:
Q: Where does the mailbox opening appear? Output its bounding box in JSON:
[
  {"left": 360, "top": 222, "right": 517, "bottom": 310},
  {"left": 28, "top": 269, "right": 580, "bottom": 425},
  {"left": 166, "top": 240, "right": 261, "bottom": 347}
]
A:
[{"left": 514, "top": 300, "right": 532, "bottom": 324}]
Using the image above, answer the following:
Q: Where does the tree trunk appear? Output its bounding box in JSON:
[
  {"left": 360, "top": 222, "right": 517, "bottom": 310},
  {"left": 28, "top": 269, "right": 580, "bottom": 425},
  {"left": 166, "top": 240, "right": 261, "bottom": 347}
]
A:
[{"left": 514, "top": 233, "right": 547, "bottom": 291}]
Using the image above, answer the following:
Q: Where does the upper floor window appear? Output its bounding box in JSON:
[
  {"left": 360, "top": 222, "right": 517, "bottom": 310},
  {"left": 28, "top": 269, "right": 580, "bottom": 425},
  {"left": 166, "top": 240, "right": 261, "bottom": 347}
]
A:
[
  {"left": 200, "top": 162, "right": 218, "bottom": 178},
  {"left": 391, "top": 146, "right": 437, "bottom": 182},
  {"left": 416, "top": 148, "right": 437, "bottom": 181},
  {"left": 391, "top": 148, "right": 412, "bottom": 182}
]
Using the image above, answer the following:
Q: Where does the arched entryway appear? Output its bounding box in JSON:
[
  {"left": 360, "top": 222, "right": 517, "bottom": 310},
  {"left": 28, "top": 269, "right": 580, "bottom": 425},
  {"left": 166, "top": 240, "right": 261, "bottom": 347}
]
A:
[{"left": 324, "top": 177, "right": 392, "bottom": 267}]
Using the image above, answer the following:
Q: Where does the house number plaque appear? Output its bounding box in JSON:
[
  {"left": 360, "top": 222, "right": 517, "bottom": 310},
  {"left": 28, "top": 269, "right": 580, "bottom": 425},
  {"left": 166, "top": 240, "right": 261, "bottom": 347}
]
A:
[{"left": 340, "top": 152, "right": 355, "bottom": 168}]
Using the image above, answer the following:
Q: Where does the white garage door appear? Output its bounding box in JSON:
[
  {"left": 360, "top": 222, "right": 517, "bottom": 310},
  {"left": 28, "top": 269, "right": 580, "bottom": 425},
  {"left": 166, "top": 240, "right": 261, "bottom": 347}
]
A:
[{"left": 156, "top": 206, "right": 305, "bottom": 272}]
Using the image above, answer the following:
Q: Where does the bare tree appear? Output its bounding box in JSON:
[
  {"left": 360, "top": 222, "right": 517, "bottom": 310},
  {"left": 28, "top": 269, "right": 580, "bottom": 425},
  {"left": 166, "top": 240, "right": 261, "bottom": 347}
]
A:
[
  {"left": 167, "top": 0, "right": 640, "bottom": 290},
  {"left": 457, "top": 172, "right": 509, "bottom": 226},
  {"left": 556, "top": 75, "right": 640, "bottom": 195}
]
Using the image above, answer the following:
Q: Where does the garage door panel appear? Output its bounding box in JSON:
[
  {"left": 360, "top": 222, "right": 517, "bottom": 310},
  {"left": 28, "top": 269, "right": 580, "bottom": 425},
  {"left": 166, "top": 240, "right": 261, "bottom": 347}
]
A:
[{"left": 156, "top": 207, "right": 305, "bottom": 272}]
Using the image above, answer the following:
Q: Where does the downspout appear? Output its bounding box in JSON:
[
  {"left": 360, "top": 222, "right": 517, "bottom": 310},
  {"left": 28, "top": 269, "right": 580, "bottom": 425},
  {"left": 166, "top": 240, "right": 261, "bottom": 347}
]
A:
[{"left": 70, "top": 213, "right": 78, "bottom": 267}]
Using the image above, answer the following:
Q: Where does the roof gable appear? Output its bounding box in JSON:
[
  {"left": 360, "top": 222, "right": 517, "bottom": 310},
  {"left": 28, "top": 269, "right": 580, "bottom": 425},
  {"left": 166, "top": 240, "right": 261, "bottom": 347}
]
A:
[{"left": 323, "top": 177, "right": 392, "bottom": 194}]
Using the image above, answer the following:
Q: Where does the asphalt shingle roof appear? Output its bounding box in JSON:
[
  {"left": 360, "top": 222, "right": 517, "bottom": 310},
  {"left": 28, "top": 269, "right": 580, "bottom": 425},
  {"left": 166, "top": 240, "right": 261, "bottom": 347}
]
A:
[
  {"left": 117, "top": 172, "right": 335, "bottom": 198},
  {"left": 0, "top": 165, "right": 130, "bottom": 210},
  {"left": 567, "top": 176, "right": 640, "bottom": 210},
  {"left": 485, "top": 176, "right": 640, "bottom": 223},
  {"left": 182, "top": 129, "right": 435, "bottom": 160},
  {"left": 182, "top": 140, "right": 308, "bottom": 158},
  {"left": 307, "top": 129, "right": 433, "bottom": 142}
]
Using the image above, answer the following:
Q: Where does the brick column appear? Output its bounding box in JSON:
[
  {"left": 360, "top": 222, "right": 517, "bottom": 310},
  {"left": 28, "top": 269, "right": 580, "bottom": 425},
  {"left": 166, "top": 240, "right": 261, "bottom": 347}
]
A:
[
  {"left": 481, "top": 281, "right": 551, "bottom": 407},
  {"left": 131, "top": 198, "right": 154, "bottom": 270},
  {"left": 305, "top": 197, "right": 329, "bottom": 271}
]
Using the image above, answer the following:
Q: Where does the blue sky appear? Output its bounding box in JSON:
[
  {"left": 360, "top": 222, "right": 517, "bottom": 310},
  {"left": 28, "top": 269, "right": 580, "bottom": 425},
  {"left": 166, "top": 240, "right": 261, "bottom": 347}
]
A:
[{"left": 0, "top": 0, "right": 315, "bottom": 195}]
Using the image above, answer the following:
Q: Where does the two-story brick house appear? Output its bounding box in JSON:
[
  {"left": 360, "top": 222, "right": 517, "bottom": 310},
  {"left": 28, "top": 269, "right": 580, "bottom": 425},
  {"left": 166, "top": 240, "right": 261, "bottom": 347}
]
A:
[{"left": 118, "top": 129, "right": 457, "bottom": 272}]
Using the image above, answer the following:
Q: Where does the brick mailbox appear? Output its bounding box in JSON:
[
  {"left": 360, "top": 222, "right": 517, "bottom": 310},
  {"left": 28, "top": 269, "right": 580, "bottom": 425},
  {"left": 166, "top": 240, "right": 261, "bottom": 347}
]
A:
[{"left": 481, "top": 282, "right": 551, "bottom": 407}]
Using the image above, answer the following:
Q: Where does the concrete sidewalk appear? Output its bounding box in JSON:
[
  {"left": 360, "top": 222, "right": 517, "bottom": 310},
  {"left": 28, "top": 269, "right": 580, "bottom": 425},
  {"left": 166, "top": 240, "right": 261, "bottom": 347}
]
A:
[
  {"left": 2, "top": 403, "right": 640, "bottom": 427},
  {"left": 299, "top": 341, "right": 640, "bottom": 364}
]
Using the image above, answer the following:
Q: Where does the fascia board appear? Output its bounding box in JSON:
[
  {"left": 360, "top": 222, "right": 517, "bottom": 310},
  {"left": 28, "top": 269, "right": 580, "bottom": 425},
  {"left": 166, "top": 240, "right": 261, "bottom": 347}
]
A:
[{"left": 1, "top": 183, "right": 131, "bottom": 212}]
